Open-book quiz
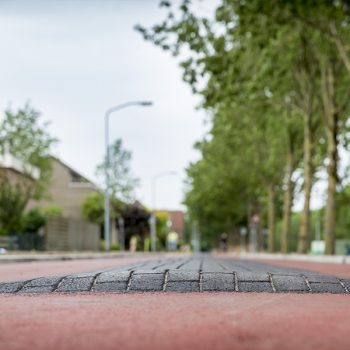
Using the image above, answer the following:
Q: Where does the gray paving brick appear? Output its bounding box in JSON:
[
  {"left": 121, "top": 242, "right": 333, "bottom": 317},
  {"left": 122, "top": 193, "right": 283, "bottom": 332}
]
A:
[
  {"left": 0, "top": 282, "right": 24, "bottom": 293},
  {"left": 24, "top": 276, "right": 63, "bottom": 287},
  {"left": 305, "top": 275, "right": 340, "bottom": 283},
  {"left": 96, "top": 271, "right": 130, "bottom": 283},
  {"left": 93, "top": 282, "right": 127, "bottom": 292},
  {"left": 19, "top": 286, "right": 55, "bottom": 293},
  {"left": 168, "top": 270, "right": 199, "bottom": 282},
  {"left": 272, "top": 275, "right": 308, "bottom": 292},
  {"left": 202, "top": 273, "right": 235, "bottom": 291},
  {"left": 236, "top": 272, "right": 270, "bottom": 282},
  {"left": 68, "top": 271, "right": 98, "bottom": 278},
  {"left": 178, "top": 260, "right": 201, "bottom": 271},
  {"left": 201, "top": 260, "right": 227, "bottom": 272},
  {"left": 340, "top": 279, "right": 350, "bottom": 291},
  {"left": 129, "top": 273, "right": 164, "bottom": 291},
  {"left": 310, "top": 283, "right": 346, "bottom": 294},
  {"left": 238, "top": 282, "right": 273, "bottom": 292},
  {"left": 56, "top": 277, "right": 94, "bottom": 292},
  {"left": 166, "top": 281, "right": 199, "bottom": 292},
  {"left": 133, "top": 270, "right": 164, "bottom": 274}
]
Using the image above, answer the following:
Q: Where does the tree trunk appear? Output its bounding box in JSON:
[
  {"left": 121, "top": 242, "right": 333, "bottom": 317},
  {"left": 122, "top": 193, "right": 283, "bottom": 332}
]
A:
[
  {"left": 281, "top": 151, "right": 294, "bottom": 254},
  {"left": 329, "top": 22, "right": 350, "bottom": 76},
  {"left": 267, "top": 184, "right": 275, "bottom": 253},
  {"left": 321, "top": 63, "right": 338, "bottom": 255},
  {"left": 298, "top": 112, "right": 313, "bottom": 253},
  {"left": 255, "top": 202, "right": 263, "bottom": 252}
]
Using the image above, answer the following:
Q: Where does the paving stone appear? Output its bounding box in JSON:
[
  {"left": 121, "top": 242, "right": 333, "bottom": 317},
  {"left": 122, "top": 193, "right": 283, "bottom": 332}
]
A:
[
  {"left": 202, "top": 273, "right": 235, "bottom": 291},
  {"left": 167, "top": 270, "right": 199, "bottom": 282},
  {"left": 96, "top": 271, "right": 130, "bottom": 283},
  {"left": 201, "top": 260, "right": 228, "bottom": 272},
  {"left": 0, "top": 282, "right": 24, "bottom": 293},
  {"left": 305, "top": 275, "right": 340, "bottom": 284},
  {"left": 129, "top": 273, "right": 164, "bottom": 291},
  {"left": 340, "top": 279, "right": 350, "bottom": 291},
  {"left": 309, "top": 283, "right": 346, "bottom": 294},
  {"left": 178, "top": 260, "right": 201, "bottom": 271},
  {"left": 236, "top": 272, "right": 270, "bottom": 282},
  {"left": 24, "top": 276, "right": 63, "bottom": 287},
  {"left": 19, "top": 286, "right": 55, "bottom": 293},
  {"left": 166, "top": 281, "right": 199, "bottom": 292},
  {"left": 133, "top": 270, "right": 164, "bottom": 274},
  {"left": 56, "top": 277, "right": 94, "bottom": 292},
  {"left": 68, "top": 272, "right": 98, "bottom": 278},
  {"left": 238, "top": 282, "right": 273, "bottom": 292},
  {"left": 93, "top": 282, "right": 127, "bottom": 292},
  {"left": 272, "top": 275, "right": 308, "bottom": 292}
]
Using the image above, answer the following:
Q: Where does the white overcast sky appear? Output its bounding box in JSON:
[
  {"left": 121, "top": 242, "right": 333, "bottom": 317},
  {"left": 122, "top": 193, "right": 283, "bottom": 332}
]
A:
[{"left": 0, "top": 0, "right": 216, "bottom": 211}]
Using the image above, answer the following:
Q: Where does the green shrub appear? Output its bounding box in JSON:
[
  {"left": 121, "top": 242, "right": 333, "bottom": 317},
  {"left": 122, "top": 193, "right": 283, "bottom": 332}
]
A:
[
  {"left": 110, "top": 244, "right": 120, "bottom": 251},
  {"left": 21, "top": 208, "right": 47, "bottom": 234},
  {"left": 44, "top": 206, "right": 63, "bottom": 217}
]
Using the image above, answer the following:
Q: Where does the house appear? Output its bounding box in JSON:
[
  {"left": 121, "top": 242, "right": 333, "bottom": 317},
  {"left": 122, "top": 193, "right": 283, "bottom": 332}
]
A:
[{"left": 29, "top": 157, "right": 99, "bottom": 220}]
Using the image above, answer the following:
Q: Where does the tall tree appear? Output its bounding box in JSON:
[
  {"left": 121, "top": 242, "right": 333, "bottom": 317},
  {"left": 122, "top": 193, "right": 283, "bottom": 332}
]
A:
[
  {"left": 0, "top": 104, "right": 58, "bottom": 199},
  {"left": 96, "top": 138, "right": 139, "bottom": 203}
]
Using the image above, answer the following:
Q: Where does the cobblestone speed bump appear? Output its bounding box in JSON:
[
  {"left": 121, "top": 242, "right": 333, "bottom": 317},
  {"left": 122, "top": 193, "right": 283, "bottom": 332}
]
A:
[{"left": 0, "top": 256, "right": 349, "bottom": 294}]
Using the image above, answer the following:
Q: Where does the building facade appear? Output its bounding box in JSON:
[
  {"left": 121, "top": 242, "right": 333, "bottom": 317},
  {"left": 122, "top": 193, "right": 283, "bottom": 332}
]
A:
[{"left": 29, "top": 158, "right": 99, "bottom": 220}]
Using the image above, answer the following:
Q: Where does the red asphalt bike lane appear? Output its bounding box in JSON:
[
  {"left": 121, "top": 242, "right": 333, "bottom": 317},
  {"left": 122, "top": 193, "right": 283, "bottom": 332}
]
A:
[
  {"left": 0, "top": 292, "right": 349, "bottom": 350},
  {"left": 252, "top": 258, "right": 350, "bottom": 278}
]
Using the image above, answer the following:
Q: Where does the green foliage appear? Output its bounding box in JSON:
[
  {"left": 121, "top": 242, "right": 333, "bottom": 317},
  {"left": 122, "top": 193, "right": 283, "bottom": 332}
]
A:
[
  {"left": 44, "top": 206, "right": 63, "bottom": 217},
  {"left": 138, "top": 0, "right": 350, "bottom": 251},
  {"left": 335, "top": 186, "right": 350, "bottom": 239},
  {"left": 0, "top": 104, "right": 58, "bottom": 235},
  {"left": 155, "top": 210, "right": 170, "bottom": 249},
  {"left": 0, "top": 104, "right": 58, "bottom": 199},
  {"left": 21, "top": 208, "right": 47, "bottom": 234},
  {"left": 82, "top": 191, "right": 124, "bottom": 225},
  {"left": 100, "top": 240, "right": 106, "bottom": 251},
  {"left": 0, "top": 177, "right": 31, "bottom": 234},
  {"left": 96, "top": 139, "right": 139, "bottom": 203},
  {"left": 110, "top": 243, "right": 120, "bottom": 251}
]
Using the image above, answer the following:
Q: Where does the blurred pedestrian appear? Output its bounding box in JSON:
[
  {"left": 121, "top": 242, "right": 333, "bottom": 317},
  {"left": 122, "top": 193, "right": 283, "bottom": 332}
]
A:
[{"left": 220, "top": 232, "right": 228, "bottom": 252}]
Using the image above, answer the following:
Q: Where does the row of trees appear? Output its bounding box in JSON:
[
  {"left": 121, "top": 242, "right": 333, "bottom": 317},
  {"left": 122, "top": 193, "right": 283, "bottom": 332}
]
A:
[{"left": 138, "top": 0, "right": 350, "bottom": 253}]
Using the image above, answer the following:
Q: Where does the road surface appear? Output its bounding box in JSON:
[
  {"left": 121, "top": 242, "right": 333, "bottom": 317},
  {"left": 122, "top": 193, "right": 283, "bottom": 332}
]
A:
[
  {"left": 0, "top": 255, "right": 349, "bottom": 294},
  {"left": 0, "top": 254, "right": 349, "bottom": 350}
]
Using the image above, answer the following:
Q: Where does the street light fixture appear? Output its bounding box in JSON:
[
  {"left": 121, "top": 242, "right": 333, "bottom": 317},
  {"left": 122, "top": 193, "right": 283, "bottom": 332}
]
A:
[
  {"left": 104, "top": 101, "right": 153, "bottom": 252},
  {"left": 150, "top": 171, "right": 177, "bottom": 252}
]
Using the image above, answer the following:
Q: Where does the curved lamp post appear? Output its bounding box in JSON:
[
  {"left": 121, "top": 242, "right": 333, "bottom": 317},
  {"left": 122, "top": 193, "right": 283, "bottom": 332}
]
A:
[{"left": 104, "top": 101, "right": 153, "bottom": 251}]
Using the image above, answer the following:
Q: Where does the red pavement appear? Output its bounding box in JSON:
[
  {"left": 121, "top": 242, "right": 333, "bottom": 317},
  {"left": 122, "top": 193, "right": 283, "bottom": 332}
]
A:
[
  {"left": 251, "top": 258, "right": 350, "bottom": 278},
  {"left": 0, "top": 292, "right": 349, "bottom": 350}
]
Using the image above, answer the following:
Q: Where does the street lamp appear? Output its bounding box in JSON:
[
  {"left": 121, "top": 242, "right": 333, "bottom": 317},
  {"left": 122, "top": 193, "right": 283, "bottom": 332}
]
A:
[
  {"left": 150, "top": 171, "right": 177, "bottom": 252},
  {"left": 104, "top": 101, "right": 153, "bottom": 252}
]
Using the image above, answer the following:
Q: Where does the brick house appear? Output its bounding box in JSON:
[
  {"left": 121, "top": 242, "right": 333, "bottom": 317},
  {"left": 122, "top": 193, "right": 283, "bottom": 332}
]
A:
[{"left": 167, "top": 210, "right": 185, "bottom": 240}]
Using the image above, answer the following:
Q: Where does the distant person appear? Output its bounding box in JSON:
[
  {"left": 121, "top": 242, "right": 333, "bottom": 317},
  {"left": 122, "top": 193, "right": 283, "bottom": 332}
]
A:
[
  {"left": 220, "top": 232, "right": 228, "bottom": 252},
  {"left": 129, "top": 236, "right": 137, "bottom": 252}
]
